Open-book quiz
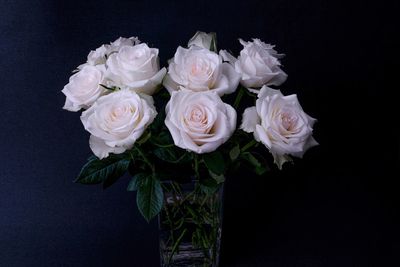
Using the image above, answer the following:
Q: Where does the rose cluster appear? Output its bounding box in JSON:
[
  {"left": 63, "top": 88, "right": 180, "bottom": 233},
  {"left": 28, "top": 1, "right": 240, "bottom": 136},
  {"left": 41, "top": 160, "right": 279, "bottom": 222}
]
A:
[{"left": 62, "top": 32, "right": 317, "bottom": 168}]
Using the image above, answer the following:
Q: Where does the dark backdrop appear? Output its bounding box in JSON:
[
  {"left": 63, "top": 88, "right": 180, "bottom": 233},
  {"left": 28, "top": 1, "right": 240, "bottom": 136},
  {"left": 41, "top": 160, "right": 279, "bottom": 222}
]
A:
[{"left": 0, "top": 0, "right": 398, "bottom": 266}]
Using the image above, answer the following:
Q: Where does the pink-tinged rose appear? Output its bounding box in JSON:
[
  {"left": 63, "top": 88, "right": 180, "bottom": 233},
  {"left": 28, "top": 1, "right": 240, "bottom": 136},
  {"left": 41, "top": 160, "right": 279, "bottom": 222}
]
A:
[
  {"left": 78, "top": 37, "right": 141, "bottom": 69},
  {"left": 220, "top": 38, "right": 287, "bottom": 93},
  {"left": 106, "top": 43, "right": 166, "bottom": 95},
  {"left": 62, "top": 65, "right": 107, "bottom": 112},
  {"left": 163, "top": 46, "right": 240, "bottom": 96},
  {"left": 241, "top": 86, "right": 318, "bottom": 168},
  {"left": 165, "top": 90, "right": 236, "bottom": 154},
  {"left": 81, "top": 90, "right": 157, "bottom": 159}
]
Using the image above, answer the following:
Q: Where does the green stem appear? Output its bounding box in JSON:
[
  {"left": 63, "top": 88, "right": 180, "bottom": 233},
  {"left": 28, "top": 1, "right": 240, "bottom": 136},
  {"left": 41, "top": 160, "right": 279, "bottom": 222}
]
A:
[
  {"left": 150, "top": 142, "right": 175, "bottom": 148},
  {"left": 194, "top": 154, "right": 200, "bottom": 180},
  {"left": 129, "top": 150, "right": 135, "bottom": 161},
  {"left": 241, "top": 139, "right": 258, "bottom": 152},
  {"left": 233, "top": 87, "right": 245, "bottom": 109},
  {"left": 200, "top": 194, "right": 209, "bottom": 207},
  {"left": 134, "top": 146, "right": 155, "bottom": 174},
  {"left": 162, "top": 194, "right": 175, "bottom": 247},
  {"left": 168, "top": 228, "right": 188, "bottom": 264},
  {"left": 170, "top": 182, "right": 182, "bottom": 204}
]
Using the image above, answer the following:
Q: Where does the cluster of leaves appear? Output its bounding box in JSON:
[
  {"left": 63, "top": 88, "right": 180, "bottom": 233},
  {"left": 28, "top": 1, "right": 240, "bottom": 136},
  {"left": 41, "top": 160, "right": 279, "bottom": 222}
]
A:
[{"left": 74, "top": 87, "right": 271, "bottom": 222}]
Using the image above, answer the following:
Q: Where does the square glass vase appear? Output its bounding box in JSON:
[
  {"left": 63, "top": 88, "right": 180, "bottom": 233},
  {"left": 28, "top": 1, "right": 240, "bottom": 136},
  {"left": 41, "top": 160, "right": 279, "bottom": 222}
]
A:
[{"left": 158, "top": 179, "right": 224, "bottom": 267}]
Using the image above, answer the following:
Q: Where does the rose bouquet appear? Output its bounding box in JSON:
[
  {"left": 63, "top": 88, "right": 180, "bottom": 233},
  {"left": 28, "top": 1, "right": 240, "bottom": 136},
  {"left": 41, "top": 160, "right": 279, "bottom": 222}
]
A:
[{"left": 62, "top": 32, "right": 317, "bottom": 266}]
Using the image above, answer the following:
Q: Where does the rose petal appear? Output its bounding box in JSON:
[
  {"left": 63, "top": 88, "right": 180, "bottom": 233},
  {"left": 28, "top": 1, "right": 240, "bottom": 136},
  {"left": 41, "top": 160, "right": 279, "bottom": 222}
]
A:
[
  {"left": 89, "top": 135, "right": 126, "bottom": 159},
  {"left": 212, "top": 63, "right": 241, "bottom": 96},
  {"left": 240, "top": 107, "right": 260, "bottom": 133},
  {"left": 219, "top": 50, "right": 237, "bottom": 64}
]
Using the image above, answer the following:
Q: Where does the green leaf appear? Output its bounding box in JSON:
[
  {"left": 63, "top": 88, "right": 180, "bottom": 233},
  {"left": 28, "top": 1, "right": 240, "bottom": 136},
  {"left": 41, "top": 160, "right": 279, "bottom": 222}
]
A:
[
  {"left": 210, "top": 32, "right": 217, "bottom": 52},
  {"left": 203, "top": 151, "right": 225, "bottom": 175},
  {"left": 87, "top": 154, "right": 98, "bottom": 161},
  {"left": 137, "top": 131, "right": 151, "bottom": 145},
  {"left": 209, "top": 171, "right": 225, "bottom": 184},
  {"left": 199, "top": 178, "right": 219, "bottom": 195},
  {"left": 127, "top": 161, "right": 135, "bottom": 176},
  {"left": 229, "top": 145, "right": 240, "bottom": 161},
  {"left": 154, "top": 147, "right": 192, "bottom": 163},
  {"left": 136, "top": 175, "right": 164, "bottom": 222},
  {"left": 241, "top": 152, "right": 261, "bottom": 167},
  {"left": 75, "top": 153, "right": 130, "bottom": 185},
  {"left": 103, "top": 172, "right": 123, "bottom": 190},
  {"left": 99, "top": 84, "right": 119, "bottom": 91},
  {"left": 241, "top": 152, "right": 270, "bottom": 175},
  {"left": 255, "top": 166, "right": 268, "bottom": 175},
  {"left": 150, "top": 131, "right": 174, "bottom": 148},
  {"left": 127, "top": 173, "right": 148, "bottom": 191},
  {"left": 149, "top": 108, "right": 165, "bottom": 131}
]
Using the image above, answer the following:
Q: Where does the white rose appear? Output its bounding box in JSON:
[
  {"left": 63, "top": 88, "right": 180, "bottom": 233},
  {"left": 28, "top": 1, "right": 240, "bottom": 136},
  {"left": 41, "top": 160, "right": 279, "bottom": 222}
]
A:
[
  {"left": 78, "top": 37, "right": 141, "bottom": 69},
  {"left": 108, "top": 36, "right": 141, "bottom": 53},
  {"left": 188, "top": 31, "right": 217, "bottom": 51},
  {"left": 81, "top": 90, "right": 157, "bottom": 159},
  {"left": 165, "top": 90, "right": 236, "bottom": 154},
  {"left": 163, "top": 46, "right": 240, "bottom": 96},
  {"left": 87, "top": 45, "right": 108, "bottom": 65},
  {"left": 241, "top": 86, "right": 318, "bottom": 168},
  {"left": 106, "top": 43, "right": 166, "bottom": 95},
  {"left": 62, "top": 65, "right": 107, "bottom": 112},
  {"left": 220, "top": 38, "right": 287, "bottom": 93}
]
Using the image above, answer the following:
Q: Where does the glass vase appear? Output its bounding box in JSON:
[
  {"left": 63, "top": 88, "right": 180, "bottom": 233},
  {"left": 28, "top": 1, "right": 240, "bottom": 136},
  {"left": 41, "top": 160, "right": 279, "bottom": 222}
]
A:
[{"left": 158, "top": 179, "right": 224, "bottom": 267}]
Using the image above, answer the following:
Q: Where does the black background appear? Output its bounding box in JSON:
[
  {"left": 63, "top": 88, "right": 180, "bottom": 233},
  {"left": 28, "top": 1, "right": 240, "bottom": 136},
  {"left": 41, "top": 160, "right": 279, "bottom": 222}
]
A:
[{"left": 0, "top": 0, "right": 398, "bottom": 266}]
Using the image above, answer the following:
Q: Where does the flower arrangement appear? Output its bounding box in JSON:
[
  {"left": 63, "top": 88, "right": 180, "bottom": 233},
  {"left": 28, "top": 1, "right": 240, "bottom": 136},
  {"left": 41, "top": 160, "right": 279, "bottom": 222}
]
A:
[{"left": 62, "top": 31, "right": 318, "bottom": 266}]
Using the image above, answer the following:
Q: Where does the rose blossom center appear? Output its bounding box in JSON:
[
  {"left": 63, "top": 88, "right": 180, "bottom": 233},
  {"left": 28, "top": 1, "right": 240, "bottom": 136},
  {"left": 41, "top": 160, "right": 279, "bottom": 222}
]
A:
[
  {"left": 183, "top": 104, "right": 213, "bottom": 135},
  {"left": 190, "top": 58, "right": 209, "bottom": 76},
  {"left": 111, "top": 106, "right": 126, "bottom": 118},
  {"left": 280, "top": 111, "right": 297, "bottom": 131},
  {"left": 190, "top": 107, "right": 206, "bottom": 123}
]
